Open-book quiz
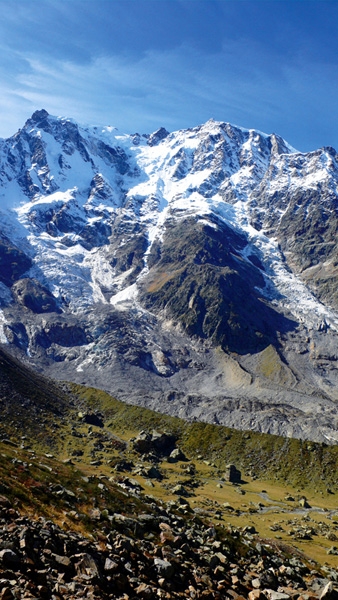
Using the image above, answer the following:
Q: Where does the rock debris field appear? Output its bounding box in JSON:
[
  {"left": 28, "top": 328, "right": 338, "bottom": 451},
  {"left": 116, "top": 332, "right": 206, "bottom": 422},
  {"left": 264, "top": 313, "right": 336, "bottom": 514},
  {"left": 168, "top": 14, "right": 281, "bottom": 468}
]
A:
[{"left": 0, "top": 491, "right": 337, "bottom": 600}]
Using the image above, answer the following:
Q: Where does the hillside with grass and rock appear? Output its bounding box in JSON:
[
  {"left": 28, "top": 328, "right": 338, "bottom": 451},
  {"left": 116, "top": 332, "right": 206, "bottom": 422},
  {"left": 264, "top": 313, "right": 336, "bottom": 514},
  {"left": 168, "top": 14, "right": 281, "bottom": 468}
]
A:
[{"left": 0, "top": 347, "right": 338, "bottom": 598}]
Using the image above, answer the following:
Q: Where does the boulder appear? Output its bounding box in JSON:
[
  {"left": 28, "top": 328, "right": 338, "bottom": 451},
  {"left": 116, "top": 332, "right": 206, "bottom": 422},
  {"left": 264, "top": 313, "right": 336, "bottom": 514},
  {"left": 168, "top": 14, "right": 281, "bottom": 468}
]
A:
[
  {"left": 153, "top": 557, "right": 175, "bottom": 578},
  {"left": 151, "top": 430, "right": 177, "bottom": 455},
  {"left": 132, "top": 430, "right": 177, "bottom": 456},
  {"left": 145, "top": 466, "right": 163, "bottom": 480},
  {"left": 224, "top": 464, "right": 242, "bottom": 483},
  {"left": 320, "top": 583, "right": 338, "bottom": 600},
  {"left": 168, "top": 447, "right": 187, "bottom": 462},
  {"left": 132, "top": 431, "right": 152, "bottom": 454},
  {"left": 172, "top": 484, "right": 190, "bottom": 497},
  {"left": 74, "top": 553, "right": 100, "bottom": 580},
  {"left": 0, "top": 549, "right": 21, "bottom": 567},
  {"left": 299, "top": 496, "right": 311, "bottom": 508},
  {"left": 264, "top": 592, "right": 291, "bottom": 600}
]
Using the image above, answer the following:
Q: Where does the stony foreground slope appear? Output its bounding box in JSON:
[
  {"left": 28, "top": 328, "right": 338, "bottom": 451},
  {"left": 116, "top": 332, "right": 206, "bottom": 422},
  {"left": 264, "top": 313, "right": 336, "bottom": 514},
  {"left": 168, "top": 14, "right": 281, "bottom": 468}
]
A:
[
  {"left": 1, "top": 111, "right": 338, "bottom": 441},
  {"left": 0, "top": 347, "right": 338, "bottom": 598},
  {"left": 1, "top": 490, "right": 338, "bottom": 600}
]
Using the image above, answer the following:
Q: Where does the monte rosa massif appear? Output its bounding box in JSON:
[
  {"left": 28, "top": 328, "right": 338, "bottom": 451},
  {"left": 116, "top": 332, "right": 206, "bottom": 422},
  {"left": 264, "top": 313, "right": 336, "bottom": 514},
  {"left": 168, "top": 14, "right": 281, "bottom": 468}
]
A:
[{"left": 1, "top": 109, "right": 338, "bottom": 443}]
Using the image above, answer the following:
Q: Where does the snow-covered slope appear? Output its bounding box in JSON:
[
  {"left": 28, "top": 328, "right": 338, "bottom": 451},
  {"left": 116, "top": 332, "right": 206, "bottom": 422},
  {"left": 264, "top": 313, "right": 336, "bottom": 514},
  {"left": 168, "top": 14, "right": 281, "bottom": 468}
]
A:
[{"left": 1, "top": 109, "right": 338, "bottom": 443}]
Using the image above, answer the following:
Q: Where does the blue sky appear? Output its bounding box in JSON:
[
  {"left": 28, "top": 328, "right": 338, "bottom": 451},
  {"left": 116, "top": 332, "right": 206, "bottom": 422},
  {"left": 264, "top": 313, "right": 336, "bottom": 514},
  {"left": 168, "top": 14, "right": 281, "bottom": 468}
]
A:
[{"left": 0, "top": 0, "right": 337, "bottom": 152}]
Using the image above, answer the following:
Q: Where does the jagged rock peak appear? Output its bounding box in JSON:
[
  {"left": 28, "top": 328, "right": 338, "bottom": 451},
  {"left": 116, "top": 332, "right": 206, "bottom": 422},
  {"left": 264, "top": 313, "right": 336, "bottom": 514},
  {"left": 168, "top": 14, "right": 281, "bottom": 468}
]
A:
[
  {"left": 269, "top": 132, "right": 296, "bottom": 155},
  {"left": 31, "top": 108, "right": 49, "bottom": 122},
  {"left": 147, "top": 126, "right": 170, "bottom": 146},
  {"left": 25, "top": 108, "right": 51, "bottom": 129}
]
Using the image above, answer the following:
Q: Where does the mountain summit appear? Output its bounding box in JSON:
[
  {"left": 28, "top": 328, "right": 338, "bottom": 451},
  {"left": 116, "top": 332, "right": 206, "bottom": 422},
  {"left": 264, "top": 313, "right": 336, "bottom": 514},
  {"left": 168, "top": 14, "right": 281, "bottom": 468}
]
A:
[{"left": 1, "top": 110, "right": 338, "bottom": 442}]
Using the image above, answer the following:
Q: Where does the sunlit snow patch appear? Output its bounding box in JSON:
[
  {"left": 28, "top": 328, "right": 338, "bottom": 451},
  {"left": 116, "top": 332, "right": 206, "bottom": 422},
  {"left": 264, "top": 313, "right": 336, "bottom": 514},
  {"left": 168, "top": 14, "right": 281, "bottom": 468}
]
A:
[
  {"left": 234, "top": 199, "right": 338, "bottom": 331},
  {"left": 0, "top": 311, "right": 8, "bottom": 343},
  {"left": 110, "top": 283, "right": 139, "bottom": 310}
]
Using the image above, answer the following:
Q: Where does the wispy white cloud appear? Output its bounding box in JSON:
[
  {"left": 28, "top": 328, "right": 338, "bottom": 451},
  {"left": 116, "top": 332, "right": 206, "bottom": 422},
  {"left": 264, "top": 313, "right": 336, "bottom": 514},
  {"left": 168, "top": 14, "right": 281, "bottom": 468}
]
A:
[{"left": 0, "top": 39, "right": 337, "bottom": 151}]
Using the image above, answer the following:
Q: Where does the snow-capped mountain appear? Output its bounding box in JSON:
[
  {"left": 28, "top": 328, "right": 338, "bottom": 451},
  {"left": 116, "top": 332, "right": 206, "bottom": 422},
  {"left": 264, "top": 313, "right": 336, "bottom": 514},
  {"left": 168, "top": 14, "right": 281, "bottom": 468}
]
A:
[{"left": 1, "top": 109, "right": 338, "bottom": 443}]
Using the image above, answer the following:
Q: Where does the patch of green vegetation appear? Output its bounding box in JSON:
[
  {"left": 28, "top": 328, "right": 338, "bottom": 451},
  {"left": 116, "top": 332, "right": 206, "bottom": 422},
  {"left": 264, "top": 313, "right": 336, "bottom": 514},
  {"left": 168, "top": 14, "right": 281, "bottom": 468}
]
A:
[
  {"left": 1, "top": 349, "right": 337, "bottom": 497},
  {"left": 0, "top": 348, "right": 69, "bottom": 450},
  {"left": 0, "top": 440, "right": 149, "bottom": 535},
  {"left": 71, "top": 384, "right": 183, "bottom": 435},
  {"left": 1, "top": 367, "right": 338, "bottom": 568},
  {"left": 70, "top": 383, "right": 338, "bottom": 494}
]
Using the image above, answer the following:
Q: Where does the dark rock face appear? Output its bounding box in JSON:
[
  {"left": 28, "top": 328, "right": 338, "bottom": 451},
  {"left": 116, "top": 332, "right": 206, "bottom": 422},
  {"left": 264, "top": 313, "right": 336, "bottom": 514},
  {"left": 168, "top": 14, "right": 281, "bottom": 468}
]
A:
[
  {"left": 49, "top": 204, "right": 85, "bottom": 234},
  {"left": 0, "top": 237, "right": 32, "bottom": 287},
  {"left": 97, "top": 140, "right": 131, "bottom": 174},
  {"left": 108, "top": 217, "right": 148, "bottom": 285},
  {"left": 34, "top": 321, "right": 91, "bottom": 348},
  {"left": 11, "top": 278, "right": 61, "bottom": 313},
  {"left": 141, "top": 217, "right": 296, "bottom": 354},
  {"left": 26, "top": 108, "right": 50, "bottom": 128},
  {"left": 147, "top": 127, "right": 169, "bottom": 146},
  {"left": 251, "top": 146, "right": 338, "bottom": 309}
]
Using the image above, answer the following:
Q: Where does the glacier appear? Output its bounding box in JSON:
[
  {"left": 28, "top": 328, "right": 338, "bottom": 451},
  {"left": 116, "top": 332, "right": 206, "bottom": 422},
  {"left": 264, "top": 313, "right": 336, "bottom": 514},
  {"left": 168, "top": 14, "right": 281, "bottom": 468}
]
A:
[{"left": 1, "top": 109, "right": 338, "bottom": 442}]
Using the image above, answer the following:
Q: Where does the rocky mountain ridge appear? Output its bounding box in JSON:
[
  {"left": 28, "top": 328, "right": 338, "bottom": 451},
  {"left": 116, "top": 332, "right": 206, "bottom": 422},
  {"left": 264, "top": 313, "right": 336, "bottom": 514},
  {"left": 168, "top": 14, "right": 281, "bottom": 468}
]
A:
[{"left": 1, "top": 110, "right": 338, "bottom": 442}]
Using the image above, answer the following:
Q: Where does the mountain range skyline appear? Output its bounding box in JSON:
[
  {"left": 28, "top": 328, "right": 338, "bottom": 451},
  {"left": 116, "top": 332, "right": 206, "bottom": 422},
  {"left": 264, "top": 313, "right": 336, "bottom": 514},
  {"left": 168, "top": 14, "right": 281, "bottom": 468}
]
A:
[{"left": 0, "top": 0, "right": 337, "bottom": 153}]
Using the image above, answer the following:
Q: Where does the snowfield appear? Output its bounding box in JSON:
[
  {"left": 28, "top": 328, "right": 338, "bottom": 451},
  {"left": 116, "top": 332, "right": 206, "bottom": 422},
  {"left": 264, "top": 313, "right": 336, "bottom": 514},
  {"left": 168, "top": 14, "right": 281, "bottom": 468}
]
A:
[
  {"left": 1, "top": 110, "right": 338, "bottom": 443},
  {"left": 0, "top": 113, "right": 335, "bottom": 331}
]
